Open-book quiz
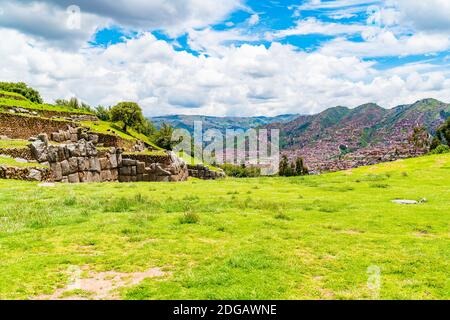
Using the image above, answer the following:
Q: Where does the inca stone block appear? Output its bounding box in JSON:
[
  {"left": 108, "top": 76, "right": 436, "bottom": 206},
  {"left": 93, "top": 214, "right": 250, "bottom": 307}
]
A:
[
  {"left": 120, "top": 166, "right": 131, "bottom": 175},
  {"left": 99, "top": 157, "right": 109, "bottom": 170},
  {"left": 68, "top": 173, "right": 80, "bottom": 183},
  {"left": 122, "top": 159, "right": 136, "bottom": 166},
  {"left": 137, "top": 161, "right": 145, "bottom": 174},
  {"left": 68, "top": 157, "right": 78, "bottom": 174},
  {"left": 59, "top": 160, "right": 70, "bottom": 176}
]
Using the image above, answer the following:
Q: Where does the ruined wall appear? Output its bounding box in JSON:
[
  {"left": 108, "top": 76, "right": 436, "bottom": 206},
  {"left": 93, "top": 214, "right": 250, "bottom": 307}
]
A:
[
  {"left": 119, "top": 152, "right": 188, "bottom": 183},
  {"left": 0, "top": 113, "right": 73, "bottom": 140},
  {"left": 188, "top": 164, "right": 225, "bottom": 180},
  {"left": 27, "top": 132, "right": 189, "bottom": 184},
  {"left": 0, "top": 165, "right": 51, "bottom": 181},
  {"left": 30, "top": 133, "right": 120, "bottom": 183},
  {"left": 0, "top": 147, "right": 34, "bottom": 160}
]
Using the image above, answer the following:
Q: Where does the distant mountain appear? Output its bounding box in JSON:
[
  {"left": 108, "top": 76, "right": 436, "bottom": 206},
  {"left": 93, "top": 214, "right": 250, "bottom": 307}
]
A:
[
  {"left": 149, "top": 114, "right": 300, "bottom": 133},
  {"left": 266, "top": 98, "right": 450, "bottom": 172}
]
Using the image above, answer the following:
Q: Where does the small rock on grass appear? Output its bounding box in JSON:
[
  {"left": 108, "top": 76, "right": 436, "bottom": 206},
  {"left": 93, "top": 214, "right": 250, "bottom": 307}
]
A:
[
  {"left": 38, "top": 182, "right": 56, "bottom": 187},
  {"left": 391, "top": 198, "right": 427, "bottom": 205}
]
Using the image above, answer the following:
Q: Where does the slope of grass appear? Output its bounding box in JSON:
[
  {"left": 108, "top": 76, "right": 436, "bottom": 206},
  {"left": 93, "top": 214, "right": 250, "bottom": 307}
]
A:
[
  {"left": 0, "top": 154, "right": 449, "bottom": 300},
  {"left": 0, "top": 156, "right": 46, "bottom": 168},
  {"left": 0, "top": 139, "right": 30, "bottom": 149},
  {"left": 0, "top": 90, "right": 26, "bottom": 100},
  {"left": 81, "top": 121, "right": 163, "bottom": 151},
  {"left": 0, "top": 97, "right": 93, "bottom": 115}
]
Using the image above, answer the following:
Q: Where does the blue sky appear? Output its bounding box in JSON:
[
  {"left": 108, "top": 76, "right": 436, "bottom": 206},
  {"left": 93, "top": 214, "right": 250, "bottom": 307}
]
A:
[{"left": 0, "top": 0, "right": 449, "bottom": 116}]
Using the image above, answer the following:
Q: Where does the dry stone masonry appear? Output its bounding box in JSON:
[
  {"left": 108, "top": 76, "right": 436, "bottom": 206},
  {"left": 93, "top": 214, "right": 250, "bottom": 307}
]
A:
[
  {"left": 1, "top": 115, "right": 225, "bottom": 182},
  {"left": 27, "top": 127, "right": 190, "bottom": 183},
  {"left": 188, "top": 164, "right": 225, "bottom": 180}
]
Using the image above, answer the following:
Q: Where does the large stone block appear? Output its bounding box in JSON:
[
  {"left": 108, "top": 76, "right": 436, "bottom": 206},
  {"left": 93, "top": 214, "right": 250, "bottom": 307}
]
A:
[
  {"left": 30, "top": 140, "right": 48, "bottom": 162},
  {"left": 99, "top": 157, "right": 109, "bottom": 170},
  {"left": 68, "top": 157, "right": 79, "bottom": 174},
  {"left": 60, "top": 160, "right": 70, "bottom": 176},
  {"left": 100, "top": 170, "right": 112, "bottom": 182},
  {"left": 89, "top": 157, "right": 101, "bottom": 172},
  {"left": 109, "top": 154, "right": 118, "bottom": 169},
  {"left": 111, "top": 169, "right": 119, "bottom": 181},
  {"left": 131, "top": 166, "right": 137, "bottom": 176},
  {"left": 91, "top": 172, "right": 101, "bottom": 182},
  {"left": 119, "top": 175, "right": 131, "bottom": 183},
  {"left": 27, "top": 169, "right": 42, "bottom": 181},
  {"left": 120, "top": 166, "right": 131, "bottom": 176},
  {"left": 57, "top": 146, "right": 66, "bottom": 162},
  {"left": 122, "top": 159, "right": 137, "bottom": 166},
  {"left": 68, "top": 173, "right": 80, "bottom": 183},
  {"left": 156, "top": 175, "right": 170, "bottom": 182},
  {"left": 155, "top": 165, "right": 171, "bottom": 176},
  {"left": 50, "top": 162, "right": 62, "bottom": 181},
  {"left": 78, "top": 157, "right": 89, "bottom": 171},
  {"left": 137, "top": 161, "right": 145, "bottom": 174}
]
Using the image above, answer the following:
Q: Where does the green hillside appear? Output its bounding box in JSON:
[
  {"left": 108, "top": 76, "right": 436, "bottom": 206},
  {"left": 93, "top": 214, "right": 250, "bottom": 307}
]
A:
[{"left": 0, "top": 154, "right": 448, "bottom": 299}]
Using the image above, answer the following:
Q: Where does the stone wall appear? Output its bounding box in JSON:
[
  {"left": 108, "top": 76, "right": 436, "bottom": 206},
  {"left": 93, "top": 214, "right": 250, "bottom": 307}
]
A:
[
  {"left": 119, "top": 152, "right": 188, "bottom": 183},
  {"left": 2, "top": 105, "right": 97, "bottom": 121},
  {"left": 30, "top": 133, "right": 121, "bottom": 183},
  {"left": 0, "top": 165, "right": 51, "bottom": 181},
  {"left": 188, "top": 164, "right": 225, "bottom": 180},
  {"left": 27, "top": 132, "right": 189, "bottom": 183},
  {"left": 0, "top": 147, "right": 34, "bottom": 160},
  {"left": 0, "top": 113, "right": 74, "bottom": 140}
]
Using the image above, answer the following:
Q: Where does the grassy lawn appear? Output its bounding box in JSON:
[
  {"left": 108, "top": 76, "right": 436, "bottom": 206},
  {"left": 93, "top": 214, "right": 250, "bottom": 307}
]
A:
[
  {"left": 0, "top": 97, "right": 93, "bottom": 115},
  {"left": 0, "top": 154, "right": 449, "bottom": 300},
  {"left": 0, "top": 156, "right": 46, "bottom": 168},
  {"left": 0, "top": 139, "right": 30, "bottom": 149},
  {"left": 81, "top": 120, "right": 163, "bottom": 150}
]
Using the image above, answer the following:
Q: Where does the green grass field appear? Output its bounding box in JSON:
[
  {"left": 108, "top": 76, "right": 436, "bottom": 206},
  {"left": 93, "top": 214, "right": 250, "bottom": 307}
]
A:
[
  {"left": 0, "top": 139, "right": 30, "bottom": 149},
  {"left": 0, "top": 154, "right": 449, "bottom": 300}
]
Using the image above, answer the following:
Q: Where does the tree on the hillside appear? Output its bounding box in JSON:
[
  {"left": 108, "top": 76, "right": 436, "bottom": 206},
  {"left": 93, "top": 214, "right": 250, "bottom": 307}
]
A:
[
  {"left": 295, "top": 157, "right": 309, "bottom": 176},
  {"left": 409, "top": 126, "right": 430, "bottom": 151},
  {"left": 110, "top": 102, "right": 146, "bottom": 133},
  {"left": 279, "top": 155, "right": 290, "bottom": 176},
  {"left": 55, "top": 97, "right": 93, "bottom": 112},
  {"left": 430, "top": 118, "right": 450, "bottom": 151},
  {"left": 0, "top": 82, "right": 43, "bottom": 104},
  {"left": 140, "top": 119, "right": 157, "bottom": 137},
  {"left": 153, "top": 123, "right": 181, "bottom": 150},
  {"left": 95, "top": 105, "right": 111, "bottom": 121}
]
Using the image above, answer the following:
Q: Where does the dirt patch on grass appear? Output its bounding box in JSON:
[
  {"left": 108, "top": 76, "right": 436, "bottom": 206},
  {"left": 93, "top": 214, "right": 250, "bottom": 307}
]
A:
[{"left": 37, "top": 266, "right": 167, "bottom": 300}]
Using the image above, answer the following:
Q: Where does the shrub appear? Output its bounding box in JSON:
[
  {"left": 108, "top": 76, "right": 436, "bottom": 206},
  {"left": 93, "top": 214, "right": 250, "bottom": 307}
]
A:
[
  {"left": 430, "top": 117, "right": 450, "bottom": 151},
  {"left": 0, "top": 82, "right": 43, "bottom": 103},
  {"left": 430, "top": 144, "right": 450, "bottom": 155},
  {"left": 152, "top": 123, "right": 180, "bottom": 150},
  {"left": 55, "top": 97, "right": 93, "bottom": 113},
  {"left": 179, "top": 212, "right": 200, "bottom": 224},
  {"left": 219, "top": 163, "right": 261, "bottom": 178},
  {"left": 95, "top": 105, "right": 111, "bottom": 121},
  {"left": 279, "top": 155, "right": 309, "bottom": 177}
]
